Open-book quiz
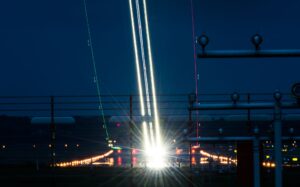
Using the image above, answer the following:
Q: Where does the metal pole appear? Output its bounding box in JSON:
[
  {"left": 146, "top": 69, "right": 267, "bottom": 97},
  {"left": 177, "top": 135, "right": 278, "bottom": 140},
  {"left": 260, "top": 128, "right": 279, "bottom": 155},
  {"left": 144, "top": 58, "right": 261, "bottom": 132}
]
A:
[
  {"left": 191, "top": 102, "right": 298, "bottom": 110},
  {"left": 186, "top": 136, "right": 300, "bottom": 142},
  {"left": 253, "top": 136, "right": 260, "bottom": 187},
  {"left": 274, "top": 98, "right": 282, "bottom": 187},
  {"left": 50, "top": 96, "right": 56, "bottom": 167},
  {"left": 130, "top": 95, "right": 133, "bottom": 168},
  {"left": 197, "top": 49, "right": 300, "bottom": 58},
  {"left": 249, "top": 94, "right": 260, "bottom": 187},
  {"left": 188, "top": 101, "right": 193, "bottom": 169},
  {"left": 247, "top": 94, "right": 252, "bottom": 132}
]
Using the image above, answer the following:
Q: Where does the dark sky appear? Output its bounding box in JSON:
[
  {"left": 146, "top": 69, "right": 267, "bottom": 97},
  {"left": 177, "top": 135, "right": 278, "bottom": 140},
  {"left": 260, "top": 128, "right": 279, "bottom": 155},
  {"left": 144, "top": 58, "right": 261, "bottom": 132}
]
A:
[{"left": 0, "top": 0, "right": 299, "bottom": 96}]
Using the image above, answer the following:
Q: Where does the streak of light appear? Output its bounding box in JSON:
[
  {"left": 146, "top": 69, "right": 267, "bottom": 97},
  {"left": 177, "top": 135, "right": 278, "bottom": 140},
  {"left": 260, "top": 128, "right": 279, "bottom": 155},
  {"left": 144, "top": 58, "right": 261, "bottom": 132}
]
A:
[
  {"left": 135, "top": 0, "right": 152, "bottom": 116},
  {"left": 143, "top": 121, "right": 151, "bottom": 152},
  {"left": 149, "top": 122, "right": 155, "bottom": 148},
  {"left": 129, "top": 0, "right": 166, "bottom": 169},
  {"left": 129, "top": 0, "right": 145, "bottom": 116},
  {"left": 142, "top": 0, "right": 161, "bottom": 145}
]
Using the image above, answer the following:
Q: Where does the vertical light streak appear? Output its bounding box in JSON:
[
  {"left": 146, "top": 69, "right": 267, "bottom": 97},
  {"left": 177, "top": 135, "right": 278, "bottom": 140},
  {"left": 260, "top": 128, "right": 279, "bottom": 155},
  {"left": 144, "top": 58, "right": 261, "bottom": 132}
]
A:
[
  {"left": 143, "top": 121, "right": 150, "bottom": 151},
  {"left": 129, "top": 0, "right": 145, "bottom": 116},
  {"left": 142, "top": 0, "right": 161, "bottom": 145},
  {"left": 135, "top": 0, "right": 152, "bottom": 116},
  {"left": 149, "top": 122, "right": 156, "bottom": 148},
  {"left": 130, "top": 0, "right": 166, "bottom": 169}
]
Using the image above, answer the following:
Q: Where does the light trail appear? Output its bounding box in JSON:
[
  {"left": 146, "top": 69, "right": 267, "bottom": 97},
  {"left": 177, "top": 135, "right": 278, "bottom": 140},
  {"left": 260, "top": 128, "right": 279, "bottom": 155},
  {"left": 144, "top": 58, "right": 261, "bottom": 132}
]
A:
[
  {"left": 149, "top": 122, "right": 155, "bottom": 148},
  {"left": 135, "top": 0, "right": 152, "bottom": 117},
  {"left": 129, "top": 0, "right": 166, "bottom": 169},
  {"left": 142, "top": 0, "right": 161, "bottom": 145},
  {"left": 143, "top": 121, "right": 151, "bottom": 150},
  {"left": 129, "top": 0, "right": 145, "bottom": 116}
]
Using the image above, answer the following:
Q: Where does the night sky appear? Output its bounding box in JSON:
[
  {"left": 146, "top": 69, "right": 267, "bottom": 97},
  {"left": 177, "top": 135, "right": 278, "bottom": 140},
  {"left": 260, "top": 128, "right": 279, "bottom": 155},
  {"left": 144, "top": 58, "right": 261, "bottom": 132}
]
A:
[{"left": 0, "top": 0, "right": 299, "bottom": 96}]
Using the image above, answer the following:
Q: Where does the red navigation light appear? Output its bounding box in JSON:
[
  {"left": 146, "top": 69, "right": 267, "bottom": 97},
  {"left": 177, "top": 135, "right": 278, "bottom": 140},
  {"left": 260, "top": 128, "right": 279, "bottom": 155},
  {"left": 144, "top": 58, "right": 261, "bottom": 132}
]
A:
[
  {"left": 117, "top": 157, "right": 122, "bottom": 166},
  {"left": 132, "top": 149, "right": 138, "bottom": 155},
  {"left": 133, "top": 157, "right": 137, "bottom": 165},
  {"left": 117, "top": 149, "right": 122, "bottom": 154}
]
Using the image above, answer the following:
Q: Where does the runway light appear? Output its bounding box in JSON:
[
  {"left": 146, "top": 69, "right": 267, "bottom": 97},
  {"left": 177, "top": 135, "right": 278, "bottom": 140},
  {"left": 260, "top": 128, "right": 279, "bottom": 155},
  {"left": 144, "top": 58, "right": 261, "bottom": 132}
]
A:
[
  {"left": 176, "top": 148, "right": 182, "bottom": 155},
  {"left": 55, "top": 150, "right": 113, "bottom": 167},
  {"left": 191, "top": 157, "right": 196, "bottom": 165},
  {"left": 112, "top": 146, "right": 122, "bottom": 150},
  {"left": 117, "top": 157, "right": 122, "bottom": 166},
  {"left": 191, "top": 149, "right": 196, "bottom": 154}
]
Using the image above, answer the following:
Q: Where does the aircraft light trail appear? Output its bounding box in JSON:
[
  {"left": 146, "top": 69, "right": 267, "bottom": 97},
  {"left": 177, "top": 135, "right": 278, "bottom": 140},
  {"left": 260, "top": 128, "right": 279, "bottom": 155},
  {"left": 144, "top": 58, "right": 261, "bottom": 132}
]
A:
[{"left": 129, "top": 0, "right": 166, "bottom": 169}]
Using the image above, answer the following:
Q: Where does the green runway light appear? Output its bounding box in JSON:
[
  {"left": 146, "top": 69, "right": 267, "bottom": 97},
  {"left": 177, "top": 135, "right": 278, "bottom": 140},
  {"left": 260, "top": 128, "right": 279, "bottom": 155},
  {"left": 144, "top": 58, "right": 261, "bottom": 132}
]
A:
[{"left": 112, "top": 146, "right": 122, "bottom": 150}]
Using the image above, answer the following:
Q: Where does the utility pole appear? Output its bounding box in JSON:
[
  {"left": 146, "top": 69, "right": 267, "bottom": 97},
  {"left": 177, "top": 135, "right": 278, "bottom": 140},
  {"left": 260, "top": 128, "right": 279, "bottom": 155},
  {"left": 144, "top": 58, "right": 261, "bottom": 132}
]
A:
[{"left": 50, "top": 96, "right": 56, "bottom": 167}]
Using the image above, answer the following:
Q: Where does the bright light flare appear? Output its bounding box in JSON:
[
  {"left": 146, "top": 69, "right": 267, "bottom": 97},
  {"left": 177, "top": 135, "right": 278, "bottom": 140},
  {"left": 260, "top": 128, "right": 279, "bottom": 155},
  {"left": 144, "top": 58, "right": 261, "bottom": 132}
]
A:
[{"left": 145, "top": 144, "right": 168, "bottom": 169}]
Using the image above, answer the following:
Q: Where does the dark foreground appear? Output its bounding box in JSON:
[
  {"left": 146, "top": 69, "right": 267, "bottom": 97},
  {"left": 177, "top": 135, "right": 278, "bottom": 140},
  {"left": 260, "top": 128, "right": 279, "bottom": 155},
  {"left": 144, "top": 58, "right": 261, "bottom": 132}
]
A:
[{"left": 0, "top": 166, "right": 300, "bottom": 187}]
